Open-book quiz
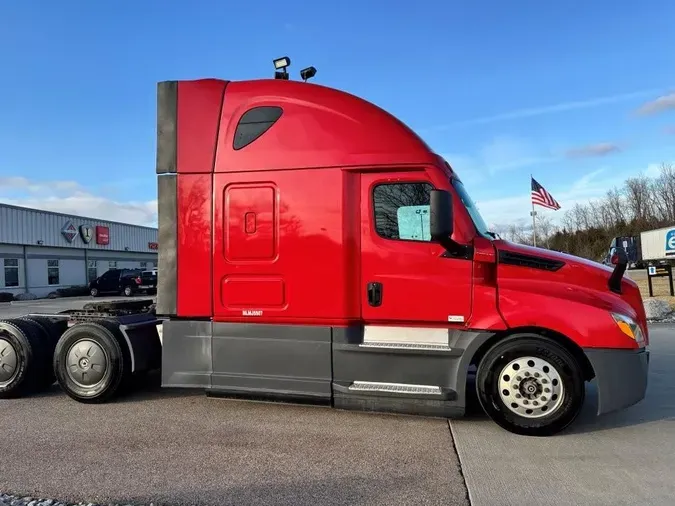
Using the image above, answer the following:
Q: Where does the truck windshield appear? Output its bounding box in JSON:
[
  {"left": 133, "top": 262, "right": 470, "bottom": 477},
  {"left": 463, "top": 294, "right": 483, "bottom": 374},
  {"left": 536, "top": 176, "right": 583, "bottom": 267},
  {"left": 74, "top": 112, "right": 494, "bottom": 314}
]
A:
[{"left": 451, "top": 179, "right": 493, "bottom": 239}]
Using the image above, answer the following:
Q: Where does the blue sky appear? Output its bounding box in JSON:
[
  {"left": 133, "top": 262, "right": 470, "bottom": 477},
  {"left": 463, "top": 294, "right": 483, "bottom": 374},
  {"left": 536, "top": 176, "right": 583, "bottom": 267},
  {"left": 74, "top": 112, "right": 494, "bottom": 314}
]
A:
[{"left": 1, "top": 0, "right": 675, "bottom": 227}]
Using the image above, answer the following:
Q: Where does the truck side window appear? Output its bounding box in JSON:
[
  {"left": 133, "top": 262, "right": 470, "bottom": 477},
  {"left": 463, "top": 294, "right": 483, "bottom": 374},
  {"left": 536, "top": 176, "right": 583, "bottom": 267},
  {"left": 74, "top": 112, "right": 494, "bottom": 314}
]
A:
[
  {"left": 233, "top": 106, "right": 283, "bottom": 150},
  {"left": 373, "top": 182, "right": 434, "bottom": 241}
]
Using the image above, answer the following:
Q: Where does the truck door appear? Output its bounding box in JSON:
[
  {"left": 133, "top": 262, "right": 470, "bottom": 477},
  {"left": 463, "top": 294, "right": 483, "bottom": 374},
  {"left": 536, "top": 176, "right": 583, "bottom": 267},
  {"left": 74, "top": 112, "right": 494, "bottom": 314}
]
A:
[{"left": 360, "top": 171, "right": 473, "bottom": 334}]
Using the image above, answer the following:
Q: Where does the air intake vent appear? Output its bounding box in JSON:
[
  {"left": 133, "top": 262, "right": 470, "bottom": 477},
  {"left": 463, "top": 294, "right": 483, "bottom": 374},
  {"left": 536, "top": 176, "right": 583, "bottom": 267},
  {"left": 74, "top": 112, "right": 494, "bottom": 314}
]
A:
[{"left": 498, "top": 250, "right": 565, "bottom": 272}]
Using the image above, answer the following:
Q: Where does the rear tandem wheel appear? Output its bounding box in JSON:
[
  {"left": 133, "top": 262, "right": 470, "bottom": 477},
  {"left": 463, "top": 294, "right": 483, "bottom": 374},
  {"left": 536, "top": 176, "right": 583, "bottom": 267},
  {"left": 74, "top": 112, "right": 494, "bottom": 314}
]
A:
[
  {"left": 0, "top": 318, "right": 55, "bottom": 398},
  {"left": 53, "top": 319, "right": 132, "bottom": 403}
]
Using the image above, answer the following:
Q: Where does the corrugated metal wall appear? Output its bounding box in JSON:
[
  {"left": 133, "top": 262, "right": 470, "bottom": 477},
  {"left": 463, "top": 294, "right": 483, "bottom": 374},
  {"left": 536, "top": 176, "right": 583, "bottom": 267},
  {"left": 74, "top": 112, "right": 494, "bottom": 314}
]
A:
[{"left": 0, "top": 204, "right": 158, "bottom": 253}]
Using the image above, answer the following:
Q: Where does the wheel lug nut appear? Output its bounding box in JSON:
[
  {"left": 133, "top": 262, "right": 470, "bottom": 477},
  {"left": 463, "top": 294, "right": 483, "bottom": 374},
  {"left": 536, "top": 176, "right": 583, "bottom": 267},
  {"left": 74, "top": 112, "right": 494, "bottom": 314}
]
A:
[
  {"left": 541, "top": 397, "right": 547, "bottom": 401},
  {"left": 542, "top": 379, "right": 548, "bottom": 384},
  {"left": 534, "top": 372, "right": 540, "bottom": 378},
  {"left": 515, "top": 394, "right": 522, "bottom": 398},
  {"left": 524, "top": 372, "right": 530, "bottom": 376},
  {"left": 545, "top": 388, "right": 550, "bottom": 393},
  {"left": 523, "top": 400, "right": 529, "bottom": 405},
  {"left": 533, "top": 401, "right": 538, "bottom": 406}
]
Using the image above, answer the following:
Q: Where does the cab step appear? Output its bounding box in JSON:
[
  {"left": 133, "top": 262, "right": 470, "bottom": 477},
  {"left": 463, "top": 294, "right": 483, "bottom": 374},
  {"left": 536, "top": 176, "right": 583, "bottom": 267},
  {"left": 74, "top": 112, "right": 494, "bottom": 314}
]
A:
[{"left": 348, "top": 380, "right": 442, "bottom": 395}]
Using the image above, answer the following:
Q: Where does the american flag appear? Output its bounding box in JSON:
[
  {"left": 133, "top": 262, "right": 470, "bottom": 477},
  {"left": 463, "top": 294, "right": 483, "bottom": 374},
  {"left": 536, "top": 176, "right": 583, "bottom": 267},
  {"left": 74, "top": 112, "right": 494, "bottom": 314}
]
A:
[{"left": 531, "top": 177, "right": 561, "bottom": 210}]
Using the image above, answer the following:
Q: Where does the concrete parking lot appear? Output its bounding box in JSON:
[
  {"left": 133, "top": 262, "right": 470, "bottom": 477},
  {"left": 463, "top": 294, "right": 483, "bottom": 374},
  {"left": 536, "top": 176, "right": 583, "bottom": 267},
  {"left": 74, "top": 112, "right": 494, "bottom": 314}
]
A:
[{"left": 0, "top": 300, "right": 672, "bottom": 506}]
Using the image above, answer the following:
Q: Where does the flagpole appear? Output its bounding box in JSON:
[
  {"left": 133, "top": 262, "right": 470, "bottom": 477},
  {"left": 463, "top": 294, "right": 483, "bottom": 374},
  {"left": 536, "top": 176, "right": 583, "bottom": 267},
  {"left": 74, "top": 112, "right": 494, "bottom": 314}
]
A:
[
  {"left": 531, "top": 200, "right": 537, "bottom": 247},
  {"left": 530, "top": 174, "right": 537, "bottom": 247}
]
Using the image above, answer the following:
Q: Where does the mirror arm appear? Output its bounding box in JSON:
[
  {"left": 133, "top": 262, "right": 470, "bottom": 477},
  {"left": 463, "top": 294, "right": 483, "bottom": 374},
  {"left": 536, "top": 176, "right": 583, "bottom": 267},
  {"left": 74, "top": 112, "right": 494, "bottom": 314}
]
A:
[{"left": 438, "top": 237, "right": 473, "bottom": 260}]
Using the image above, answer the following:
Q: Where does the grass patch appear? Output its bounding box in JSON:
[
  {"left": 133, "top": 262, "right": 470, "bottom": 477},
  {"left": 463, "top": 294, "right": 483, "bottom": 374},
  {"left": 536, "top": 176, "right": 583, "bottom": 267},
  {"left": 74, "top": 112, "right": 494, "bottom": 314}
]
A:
[{"left": 635, "top": 277, "right": 675, "bottom": 309}]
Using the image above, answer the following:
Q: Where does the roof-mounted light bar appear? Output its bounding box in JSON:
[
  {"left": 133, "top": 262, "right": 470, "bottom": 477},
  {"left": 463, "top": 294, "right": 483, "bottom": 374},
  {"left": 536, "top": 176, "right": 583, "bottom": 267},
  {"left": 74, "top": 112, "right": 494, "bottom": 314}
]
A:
[{"left": 272, "top": 56, "right": 317, "bottom": 82}]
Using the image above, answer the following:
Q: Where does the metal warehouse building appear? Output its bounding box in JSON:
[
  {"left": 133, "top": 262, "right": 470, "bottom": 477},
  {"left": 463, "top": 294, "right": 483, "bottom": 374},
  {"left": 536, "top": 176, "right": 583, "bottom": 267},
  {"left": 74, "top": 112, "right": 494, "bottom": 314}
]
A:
[{"left": 0, "top": 203, "right": 158, "bottom": 298}]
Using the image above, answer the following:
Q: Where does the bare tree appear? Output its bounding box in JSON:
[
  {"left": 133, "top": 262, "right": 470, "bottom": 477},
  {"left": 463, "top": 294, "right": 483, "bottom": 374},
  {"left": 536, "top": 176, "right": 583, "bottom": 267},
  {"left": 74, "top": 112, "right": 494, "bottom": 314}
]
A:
[
  {"left": 535, "top": 214, "right": 556, "bottom": 248},
  {"left": 651, "top": 163, "right": 675, "bottom": 224},
  {"left": 624, "top": 174, "right": 652, "bottom": 224},
  {"left": 604, "top": 187, "right": 626, "bottom": 227},
  {"left": 547, "top": 161, "right": 675, "bottom": 260}
]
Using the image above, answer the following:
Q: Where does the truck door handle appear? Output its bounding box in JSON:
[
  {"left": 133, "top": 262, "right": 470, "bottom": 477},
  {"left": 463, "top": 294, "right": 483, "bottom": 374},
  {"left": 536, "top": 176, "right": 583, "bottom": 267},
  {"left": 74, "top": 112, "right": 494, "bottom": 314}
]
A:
[{"left": 367, "top": 282, "right": 383, "bottom": 307}]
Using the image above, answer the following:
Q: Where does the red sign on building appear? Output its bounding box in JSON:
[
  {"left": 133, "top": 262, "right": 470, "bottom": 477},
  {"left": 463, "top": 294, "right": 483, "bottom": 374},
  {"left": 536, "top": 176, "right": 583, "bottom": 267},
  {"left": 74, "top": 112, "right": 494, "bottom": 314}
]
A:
[
  {"left": 96, "top": 226, "right": 110, "bottom": 245},
  {"left": 148, "top": 242, "right": 158, "bottom": 250}
]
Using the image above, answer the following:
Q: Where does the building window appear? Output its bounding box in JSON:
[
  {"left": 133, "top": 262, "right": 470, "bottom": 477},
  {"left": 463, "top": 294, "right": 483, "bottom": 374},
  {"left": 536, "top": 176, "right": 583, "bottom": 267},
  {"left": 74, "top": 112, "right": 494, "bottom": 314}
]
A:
[
  {"left": 140, "top": 261, "right": 147, "bottom": 269},
  {"left": 153, "top": 261, "right": 157, "bottom": 268},
  {"left": 109, "top": 261, "right": 117, "bottom": 268},
  {"left": 88, "top": 260, "right": 98, "bottom": 282},
  {"left": 4, "top": 259, "right": 19, "bottom": 287},
  {"left": 373, "top": 182, "right": 434, "bottom": 241},
  {"left": 47, "top": 259, "right": 60, "bottom": 285}
]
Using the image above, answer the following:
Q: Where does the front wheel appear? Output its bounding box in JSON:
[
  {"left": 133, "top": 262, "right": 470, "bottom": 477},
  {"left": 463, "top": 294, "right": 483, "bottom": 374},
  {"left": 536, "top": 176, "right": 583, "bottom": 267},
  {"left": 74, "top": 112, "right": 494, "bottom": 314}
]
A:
[
  {"left": 123, "top": 286, "right": 133, "bottom": 297},
  {"left": 475, "top": 334, "right": 585, "bottom": 437},
  {"left": 90, "top": 287, "right": 98, "bottom": 297}
]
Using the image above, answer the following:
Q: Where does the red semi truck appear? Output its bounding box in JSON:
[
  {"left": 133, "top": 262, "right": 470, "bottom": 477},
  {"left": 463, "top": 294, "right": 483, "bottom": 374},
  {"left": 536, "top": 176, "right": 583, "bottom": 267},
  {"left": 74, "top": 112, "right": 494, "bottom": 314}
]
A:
[{"left": 0, "top": 68, "right": 649, "bottom": 436}]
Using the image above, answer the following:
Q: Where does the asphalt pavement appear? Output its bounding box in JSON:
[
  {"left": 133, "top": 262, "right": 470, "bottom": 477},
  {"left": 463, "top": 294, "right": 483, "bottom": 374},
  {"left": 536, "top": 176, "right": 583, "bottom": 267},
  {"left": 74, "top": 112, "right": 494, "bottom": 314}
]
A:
[
  {"left": 0, "top": 385, "right": 468, "bottom": 506},
  {"left": 0, "top": 298, "right": 672, "bottom": 505}
]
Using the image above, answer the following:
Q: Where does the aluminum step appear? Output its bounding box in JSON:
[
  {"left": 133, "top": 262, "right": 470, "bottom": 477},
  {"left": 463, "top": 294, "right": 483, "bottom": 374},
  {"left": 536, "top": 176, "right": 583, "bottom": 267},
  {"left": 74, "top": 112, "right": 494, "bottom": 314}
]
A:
[
  {"left": 348, "top": 381, "right": 442, "bottom": 395},
  {"left": 359, "top": 341, "right": 452, "bottom": 351}
]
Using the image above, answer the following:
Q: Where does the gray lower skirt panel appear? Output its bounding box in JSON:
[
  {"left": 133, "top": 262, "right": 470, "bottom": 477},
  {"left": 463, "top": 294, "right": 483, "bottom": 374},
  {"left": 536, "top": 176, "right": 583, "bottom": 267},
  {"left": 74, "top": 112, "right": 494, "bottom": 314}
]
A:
[{"left": 160, "top": 319, "right": 494, "bottom": 417}]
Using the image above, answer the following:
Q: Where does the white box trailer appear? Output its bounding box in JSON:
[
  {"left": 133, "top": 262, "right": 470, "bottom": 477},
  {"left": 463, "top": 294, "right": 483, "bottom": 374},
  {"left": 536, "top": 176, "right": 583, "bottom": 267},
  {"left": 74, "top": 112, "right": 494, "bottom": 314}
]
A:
[{"left": 640, "top": 226, "right": 675, "bottom": 262}]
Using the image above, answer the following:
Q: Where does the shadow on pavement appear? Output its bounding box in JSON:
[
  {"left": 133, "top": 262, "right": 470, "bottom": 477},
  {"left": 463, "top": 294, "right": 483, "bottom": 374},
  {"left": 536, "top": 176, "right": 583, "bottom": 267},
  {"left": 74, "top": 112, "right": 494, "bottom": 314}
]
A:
[
  {"left": 29, "top": 370, "right": 198, "bottom": 404},
  {"left": 111, "top": 474, "right": 424, "bottom": 506},
  {"left": 567, "top": 353, "right": 674, "bottom": 434}
]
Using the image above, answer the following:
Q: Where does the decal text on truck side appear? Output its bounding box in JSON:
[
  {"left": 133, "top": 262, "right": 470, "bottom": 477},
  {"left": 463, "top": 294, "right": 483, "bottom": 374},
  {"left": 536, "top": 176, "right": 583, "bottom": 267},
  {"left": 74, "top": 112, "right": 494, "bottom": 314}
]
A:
[{"left": 665, "top": 229, "right": 675, "bottom": 256}]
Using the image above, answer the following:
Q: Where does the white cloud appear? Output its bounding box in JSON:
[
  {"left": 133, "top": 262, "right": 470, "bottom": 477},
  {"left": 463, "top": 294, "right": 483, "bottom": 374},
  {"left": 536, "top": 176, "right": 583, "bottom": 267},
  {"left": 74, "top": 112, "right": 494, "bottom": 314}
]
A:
[
  {"left": 424, "top": 88, "right": 662, "bottom": 131},
  {"left": 0, "top": 177, "right": 157, "bottom": 227},
  {"left": 565, "top": 142, "right": 622, "bottom": 158},
  {"left": 635, "top": 92, "right": 675, "bottom": 116}
]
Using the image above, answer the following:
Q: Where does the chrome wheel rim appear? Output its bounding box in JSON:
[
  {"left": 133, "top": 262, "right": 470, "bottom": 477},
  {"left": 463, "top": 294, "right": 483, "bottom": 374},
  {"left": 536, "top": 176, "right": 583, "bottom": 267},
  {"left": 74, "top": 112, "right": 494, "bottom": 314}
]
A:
[
  {"left": 0, "top": 338, "right": 19, "bottom": 387},
  {"left": 498, "top": 356, "right": 564, "bottom": 418},
  {"left": 66, "top": 339, "right": 108, "bottom": 388}
]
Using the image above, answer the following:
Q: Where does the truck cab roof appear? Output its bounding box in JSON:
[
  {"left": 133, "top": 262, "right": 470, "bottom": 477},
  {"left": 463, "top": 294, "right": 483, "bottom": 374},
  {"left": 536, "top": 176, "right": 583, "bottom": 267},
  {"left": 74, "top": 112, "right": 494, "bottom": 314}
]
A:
[{"left": 156, "top": 78, "right": 450, "bottom": 177}]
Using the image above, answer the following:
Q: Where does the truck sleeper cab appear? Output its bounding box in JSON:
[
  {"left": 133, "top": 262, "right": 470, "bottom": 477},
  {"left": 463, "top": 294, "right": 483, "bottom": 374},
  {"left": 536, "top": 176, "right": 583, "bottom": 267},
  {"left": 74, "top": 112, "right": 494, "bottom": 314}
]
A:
[
  {"left": 0, "top": 76, "right": 648, "bottom": 438},
  {"left": 153, "top": 78, "right": 649, "bottom": 437}
]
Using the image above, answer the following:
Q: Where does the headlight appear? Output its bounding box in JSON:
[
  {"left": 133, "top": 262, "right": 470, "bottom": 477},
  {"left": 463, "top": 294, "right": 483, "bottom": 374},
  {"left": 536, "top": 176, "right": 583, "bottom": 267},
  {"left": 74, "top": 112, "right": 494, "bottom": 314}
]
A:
[{"left": 611, "top": 313, "right": 645, "bottom": 346}]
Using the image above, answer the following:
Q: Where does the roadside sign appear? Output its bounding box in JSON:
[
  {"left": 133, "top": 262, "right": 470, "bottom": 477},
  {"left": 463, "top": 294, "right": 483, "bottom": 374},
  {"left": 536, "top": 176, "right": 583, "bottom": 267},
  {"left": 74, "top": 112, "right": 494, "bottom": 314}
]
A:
[{"left": 647, "top": 263, "right": 674, "bottom": 297}]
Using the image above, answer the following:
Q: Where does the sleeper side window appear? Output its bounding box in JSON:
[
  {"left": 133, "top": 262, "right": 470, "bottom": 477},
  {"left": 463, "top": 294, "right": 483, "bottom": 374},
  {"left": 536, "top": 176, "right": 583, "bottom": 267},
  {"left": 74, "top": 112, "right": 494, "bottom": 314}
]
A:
[
  {"left": 233, "top": 106, "right": 283, "bottom": 150},
  {"left": 373, "top": 182, "right": 434, "bottom": 241}
]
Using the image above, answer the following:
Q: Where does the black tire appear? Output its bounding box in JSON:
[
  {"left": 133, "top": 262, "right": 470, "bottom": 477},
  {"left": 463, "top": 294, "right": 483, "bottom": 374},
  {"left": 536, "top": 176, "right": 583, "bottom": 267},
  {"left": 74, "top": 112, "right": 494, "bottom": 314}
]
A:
[
  {"left": 15, "top": 317, "right": 58, "bottom": 389},
  {"left": 90, "top": 287, "right": 99, "bottom": 297},
  {"left": 475, "top": 334, "right": 585, "bottom": 437},
  {"left": 53, "top": 319, "right": 131, "bottom": 403},
  {"left": 22, "top": 316, "right": 68, "bottom": 389},
  {"left": 0, "top": 319, "right": 50, "bottom": 398}
]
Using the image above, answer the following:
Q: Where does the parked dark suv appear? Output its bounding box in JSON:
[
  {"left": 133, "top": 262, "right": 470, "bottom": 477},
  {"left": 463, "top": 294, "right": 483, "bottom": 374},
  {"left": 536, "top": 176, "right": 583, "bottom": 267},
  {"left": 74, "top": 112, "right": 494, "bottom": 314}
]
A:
[
  {"left": 89, "top": 268, "right": 156, "bottom": 297},
  {"left": 138, "top": 268, "right": 158, "bottom": 295}
]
